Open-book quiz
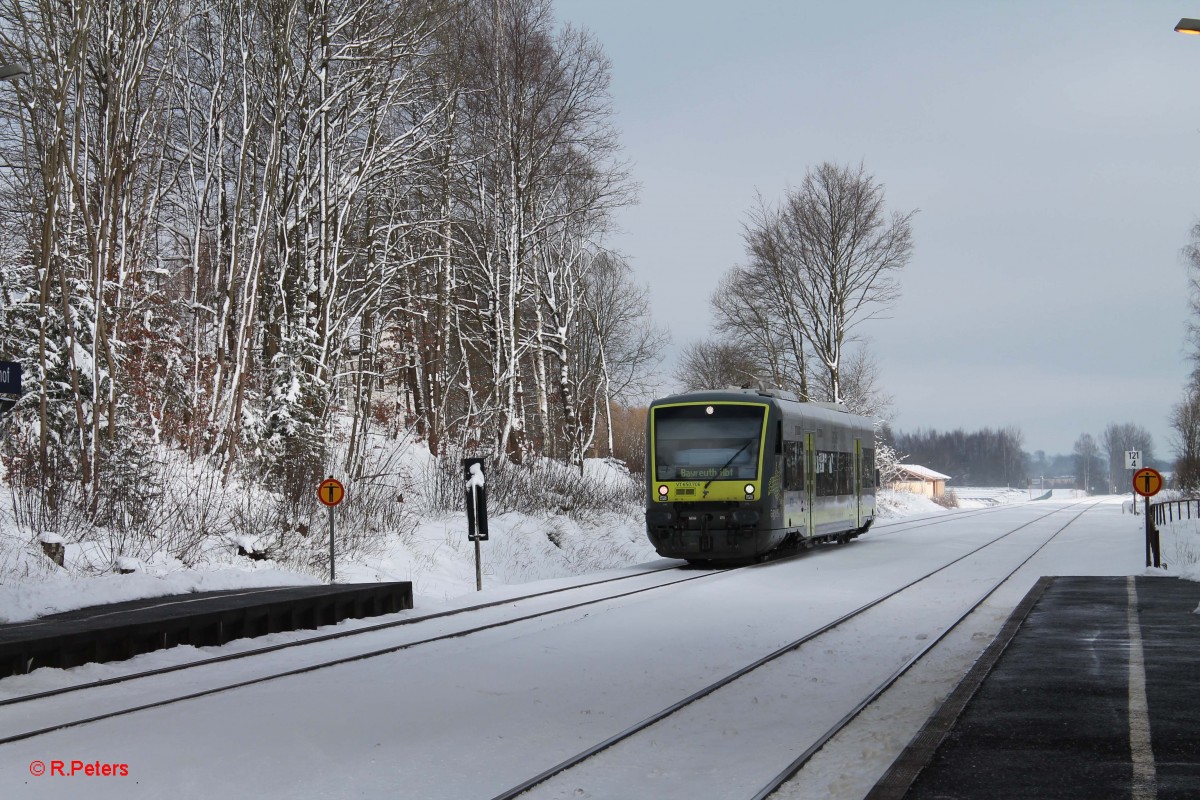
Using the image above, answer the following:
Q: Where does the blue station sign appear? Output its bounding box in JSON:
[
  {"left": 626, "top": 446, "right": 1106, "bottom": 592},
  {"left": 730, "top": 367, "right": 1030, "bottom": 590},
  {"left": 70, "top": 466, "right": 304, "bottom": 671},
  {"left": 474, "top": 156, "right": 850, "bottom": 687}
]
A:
[{"left": 0, "top": 361, "right": 22, "bottom": 394}]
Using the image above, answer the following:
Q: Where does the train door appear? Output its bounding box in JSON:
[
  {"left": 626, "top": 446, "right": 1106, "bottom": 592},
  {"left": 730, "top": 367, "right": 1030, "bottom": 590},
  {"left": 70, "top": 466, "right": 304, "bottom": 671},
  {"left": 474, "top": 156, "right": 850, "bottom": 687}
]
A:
[
  {"left": 804, "top": 432, "right": 816, "bottom": 537},
  {"left": 854, "top": 438, "right": 863, "bottom": 528}
]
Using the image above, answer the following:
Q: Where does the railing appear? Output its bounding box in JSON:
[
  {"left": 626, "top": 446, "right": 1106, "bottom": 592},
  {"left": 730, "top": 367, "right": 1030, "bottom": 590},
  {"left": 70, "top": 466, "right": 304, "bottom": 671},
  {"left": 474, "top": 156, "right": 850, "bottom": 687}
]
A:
[{"left": 1152, "top": 498, "right": 1200, "bottom": 526}]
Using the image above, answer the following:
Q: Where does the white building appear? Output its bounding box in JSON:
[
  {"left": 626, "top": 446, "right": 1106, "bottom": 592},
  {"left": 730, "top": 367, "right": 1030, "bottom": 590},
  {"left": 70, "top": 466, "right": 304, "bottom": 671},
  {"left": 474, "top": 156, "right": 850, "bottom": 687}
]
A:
[{"left": 891, "top": 464, "right": 951, "bottom": 499}]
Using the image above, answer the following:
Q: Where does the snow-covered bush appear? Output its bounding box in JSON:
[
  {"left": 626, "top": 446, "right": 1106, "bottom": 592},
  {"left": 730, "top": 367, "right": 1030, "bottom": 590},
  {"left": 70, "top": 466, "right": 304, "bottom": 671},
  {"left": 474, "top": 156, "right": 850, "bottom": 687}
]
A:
[
  {"left": 932, "top": 489, "right": 959, "bottom": 509},
  {"left": 420, "top": 451, "right": 641, "bottom": 521}
]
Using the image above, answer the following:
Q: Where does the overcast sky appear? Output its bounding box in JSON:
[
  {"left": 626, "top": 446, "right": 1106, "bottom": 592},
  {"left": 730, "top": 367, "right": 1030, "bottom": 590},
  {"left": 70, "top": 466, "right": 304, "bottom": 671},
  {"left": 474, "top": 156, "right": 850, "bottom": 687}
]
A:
[{"left": 553, "top": 0, "right": 1200, "bottom": 459}]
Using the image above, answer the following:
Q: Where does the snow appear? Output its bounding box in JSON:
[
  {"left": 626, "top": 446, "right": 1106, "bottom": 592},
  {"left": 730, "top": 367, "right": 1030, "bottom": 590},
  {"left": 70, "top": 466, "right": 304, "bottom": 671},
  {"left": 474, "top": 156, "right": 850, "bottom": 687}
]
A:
[
  {"left": 465, "top": 462, "right": 485, "bottom": 489},
  {"left": 875, "top": 488, "right": 947, "bottom": 517},
  {"left": 0, "top": 485, "right": 1010, "bottom": 624},
  {"left": 894, "top": 463, "right": 951, "bottom": 481},
  {"left": 0, "top": 488, "right": 1196, "bottom": 799},
  {"left": 0, "top": 568, "right": 322, "bottom": 625}
]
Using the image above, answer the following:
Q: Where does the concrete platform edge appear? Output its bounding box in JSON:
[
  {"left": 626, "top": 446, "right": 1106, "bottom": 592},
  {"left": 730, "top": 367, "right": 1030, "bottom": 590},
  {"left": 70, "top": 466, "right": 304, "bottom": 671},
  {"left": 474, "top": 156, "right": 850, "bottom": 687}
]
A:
[{"left": 0, "top": 582, "right": 414, "bottom": 678}]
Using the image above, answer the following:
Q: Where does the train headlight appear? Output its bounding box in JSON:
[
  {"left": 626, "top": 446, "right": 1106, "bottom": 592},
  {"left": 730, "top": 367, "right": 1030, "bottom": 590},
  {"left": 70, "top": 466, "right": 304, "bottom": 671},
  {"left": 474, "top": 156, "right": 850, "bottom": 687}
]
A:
[
  {"left": 658, "top": 485, "right": 669, "bottom": 497},
  {"left": 705, "top": 406, "right": 714, "bottom": 415},
  {"left": 744, "top": 484, "right": 755, "bottom": 496}
]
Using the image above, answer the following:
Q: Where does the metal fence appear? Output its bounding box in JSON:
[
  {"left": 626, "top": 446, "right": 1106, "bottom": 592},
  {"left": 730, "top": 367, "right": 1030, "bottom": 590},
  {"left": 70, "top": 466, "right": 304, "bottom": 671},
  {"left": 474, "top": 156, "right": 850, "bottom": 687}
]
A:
[{"left": 1151, "top": 498, "right": 1200, "bottom": 526}]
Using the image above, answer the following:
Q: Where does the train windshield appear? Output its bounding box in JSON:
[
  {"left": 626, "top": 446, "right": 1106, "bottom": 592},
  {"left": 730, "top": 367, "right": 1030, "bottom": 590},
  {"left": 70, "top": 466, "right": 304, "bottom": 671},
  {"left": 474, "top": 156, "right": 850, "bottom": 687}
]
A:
[{"left": 653, "top": 404, "right": 766, "bottom": 481}]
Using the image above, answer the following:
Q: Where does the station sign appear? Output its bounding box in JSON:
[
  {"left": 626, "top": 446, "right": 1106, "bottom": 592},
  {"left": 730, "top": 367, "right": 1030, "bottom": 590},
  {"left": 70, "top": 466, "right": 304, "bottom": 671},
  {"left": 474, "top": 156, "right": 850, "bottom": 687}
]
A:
[
  {"left": 1132, "top": 467, "right": 1162, "bottom": 498},
  {"left": 0, "top": 360, "right": 21, "bottom": 394}
]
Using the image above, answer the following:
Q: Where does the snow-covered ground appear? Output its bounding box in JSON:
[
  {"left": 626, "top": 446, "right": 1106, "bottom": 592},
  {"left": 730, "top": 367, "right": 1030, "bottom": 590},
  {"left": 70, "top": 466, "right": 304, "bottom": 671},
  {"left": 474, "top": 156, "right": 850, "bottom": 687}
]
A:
[
  {"left": 0, "top": 451, "right": 660, "bottom": 623},
  {"left": 0, "top": 486, "right": 998, "bottom": 624},
  {"left": 1, "top": 492, "right": 1195, "bottom": 799},
  {"left": 949, "top": 485, "right": 1054, "bottom": 507}
]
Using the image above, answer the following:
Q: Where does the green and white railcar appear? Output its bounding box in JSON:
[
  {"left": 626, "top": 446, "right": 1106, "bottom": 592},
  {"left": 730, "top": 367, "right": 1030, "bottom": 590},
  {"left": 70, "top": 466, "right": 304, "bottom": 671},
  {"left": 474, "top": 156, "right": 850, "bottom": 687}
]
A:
[{"left": 645, "top": 388, "right": 876, "bottom": 564}]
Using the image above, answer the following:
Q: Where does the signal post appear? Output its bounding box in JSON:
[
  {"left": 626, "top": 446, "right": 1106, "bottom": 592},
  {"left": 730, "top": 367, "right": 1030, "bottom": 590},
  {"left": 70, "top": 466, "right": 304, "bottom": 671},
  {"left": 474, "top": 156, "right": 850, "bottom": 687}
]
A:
[
  {"left": 463, "top": 459, "right": 488, "bottom": 591},
  {"left": 318, "top": 477, "right": 346, "bottom": 583},
  {"left": 1132, "top": 467, "right": 1162, "bottom": 568}
]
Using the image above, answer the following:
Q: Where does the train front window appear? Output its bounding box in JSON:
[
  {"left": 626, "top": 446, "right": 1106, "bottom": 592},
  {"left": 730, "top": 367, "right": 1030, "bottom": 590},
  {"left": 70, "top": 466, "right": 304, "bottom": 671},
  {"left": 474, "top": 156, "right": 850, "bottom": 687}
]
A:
[{"left": 653, "top": 404, "right": 766, "bottom": 481}]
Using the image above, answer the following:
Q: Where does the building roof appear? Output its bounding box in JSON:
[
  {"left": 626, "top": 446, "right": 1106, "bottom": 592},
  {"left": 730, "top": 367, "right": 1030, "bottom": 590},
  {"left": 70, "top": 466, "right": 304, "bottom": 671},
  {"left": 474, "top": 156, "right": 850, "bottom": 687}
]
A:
[{"left": 895, "top": 464, "right": 952, "bottom": 482}]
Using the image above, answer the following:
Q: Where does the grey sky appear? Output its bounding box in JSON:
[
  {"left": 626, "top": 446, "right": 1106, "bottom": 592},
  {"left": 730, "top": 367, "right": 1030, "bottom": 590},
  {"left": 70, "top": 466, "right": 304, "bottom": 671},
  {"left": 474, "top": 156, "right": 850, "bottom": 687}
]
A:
[{"left": 554, "top": 0, "right": 1200, "bottom": 459}]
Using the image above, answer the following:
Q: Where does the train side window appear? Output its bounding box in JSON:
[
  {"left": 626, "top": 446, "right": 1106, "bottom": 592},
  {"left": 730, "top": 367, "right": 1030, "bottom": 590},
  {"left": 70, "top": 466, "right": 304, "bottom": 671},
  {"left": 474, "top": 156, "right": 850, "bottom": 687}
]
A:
[
  {"left": 862, "top": 448, "right": 876, "bottom": 489},
  {"left": 837, "top": 451, "right": 853, "bottom": 494},
  {"left": 815, "top": 450, "right": 835, "bottom": 496},
  {"left": 784, "top": 441, "right": 804, "bottom": 491}
]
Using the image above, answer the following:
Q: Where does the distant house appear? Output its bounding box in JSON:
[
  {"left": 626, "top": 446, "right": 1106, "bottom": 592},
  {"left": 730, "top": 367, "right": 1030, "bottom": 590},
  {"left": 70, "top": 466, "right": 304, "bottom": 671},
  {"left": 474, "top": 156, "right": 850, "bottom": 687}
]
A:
[{"left": 891, "top": 464, "right": 951, "bottom": 499}]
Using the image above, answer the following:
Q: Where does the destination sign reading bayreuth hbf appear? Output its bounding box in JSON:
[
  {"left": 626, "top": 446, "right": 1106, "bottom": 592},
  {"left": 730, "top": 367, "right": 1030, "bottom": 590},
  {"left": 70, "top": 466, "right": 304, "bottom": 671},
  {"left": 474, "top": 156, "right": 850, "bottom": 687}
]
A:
[{"left": 676, "top": 467, "right": 739, "bottom": 480}]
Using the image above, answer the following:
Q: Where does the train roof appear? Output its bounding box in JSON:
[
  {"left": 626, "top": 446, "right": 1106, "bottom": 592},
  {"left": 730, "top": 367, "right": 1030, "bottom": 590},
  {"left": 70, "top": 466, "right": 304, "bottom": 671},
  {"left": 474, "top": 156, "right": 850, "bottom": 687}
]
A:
[{"left": 649, "top": 389, "right": 876, "bottom": 430}]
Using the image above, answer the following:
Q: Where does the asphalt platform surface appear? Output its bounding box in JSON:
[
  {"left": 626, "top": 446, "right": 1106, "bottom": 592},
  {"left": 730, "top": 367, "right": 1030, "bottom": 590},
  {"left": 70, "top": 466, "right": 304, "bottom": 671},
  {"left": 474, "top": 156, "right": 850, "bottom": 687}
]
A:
[{"left": 869, "top": 575, "right": 1200, "bottom": 800}]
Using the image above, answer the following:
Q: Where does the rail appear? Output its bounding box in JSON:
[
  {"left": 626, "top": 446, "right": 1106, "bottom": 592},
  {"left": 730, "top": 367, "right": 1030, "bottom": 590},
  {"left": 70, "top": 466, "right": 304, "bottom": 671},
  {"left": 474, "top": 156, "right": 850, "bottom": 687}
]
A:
[{"left": 1151, "top": 498, "right": 1200, "bottom": 527}]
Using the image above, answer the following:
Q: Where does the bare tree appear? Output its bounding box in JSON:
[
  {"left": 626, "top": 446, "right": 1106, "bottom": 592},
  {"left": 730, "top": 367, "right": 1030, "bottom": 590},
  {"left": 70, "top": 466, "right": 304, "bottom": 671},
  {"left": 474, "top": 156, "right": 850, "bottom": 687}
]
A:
[
  {"left": 710, "top": 265, "right": 805, "bottom": 397},
  {"left": 674, "top": 339, "right": 764, "bottom": 393},
  {"left": 1073, "top": 432, "right": 1100, "bottom": 494},
  {"left": 811, "top": 342, "right": 893, "bottom": 420},
  {"left": 1170, "top": 390, "right": 1200, "bottom": 491},
  {"left": 576, "top": 252, "right": 664, "bottom": 461},
  {"left": 742, "top": 162, "right": 915, "bottom": 403},
  {"left": 1100, "top": 422, "right": 1155, "bottom": 494},
  {"left": 1181, "top": 221, "right": 1200, "bottom": 383}
]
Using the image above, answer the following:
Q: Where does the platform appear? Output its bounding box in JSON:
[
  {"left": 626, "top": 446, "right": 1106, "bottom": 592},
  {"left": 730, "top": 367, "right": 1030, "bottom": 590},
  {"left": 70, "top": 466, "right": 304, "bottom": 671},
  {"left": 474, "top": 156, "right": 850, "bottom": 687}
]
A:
[
  {"left": 869, "top": 575, "right": 1200, "bottom": 800},
  {"left": 0, "top": 582, "right": 413, "bottom": 678}
]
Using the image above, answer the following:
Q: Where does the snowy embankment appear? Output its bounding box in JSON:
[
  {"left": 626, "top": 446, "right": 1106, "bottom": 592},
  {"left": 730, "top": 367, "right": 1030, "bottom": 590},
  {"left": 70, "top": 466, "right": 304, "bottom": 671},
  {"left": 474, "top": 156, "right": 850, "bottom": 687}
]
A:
[
  {"left": 875, "top": 485, "right": 1037, "bottom": 516},
  {"left": 0, "top": 453, "right": 659, "bottom": 624},
  {"left": 951, "top": 487, "right": 1044, "bottom": 507}
]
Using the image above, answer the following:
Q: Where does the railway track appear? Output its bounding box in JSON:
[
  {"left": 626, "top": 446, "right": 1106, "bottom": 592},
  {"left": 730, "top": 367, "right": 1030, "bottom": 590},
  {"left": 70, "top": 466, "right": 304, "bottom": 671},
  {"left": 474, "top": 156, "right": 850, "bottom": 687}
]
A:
[
  {"left": 1, "top": 498, "right": 1087, "bottom": 797},
  {"left": 2, "top": 516, "right": 903, "bottom": 743},
  {"left": 0, "top": 563, "right": 742, "bottom": 744},
  {"left": 864, "top": 499, "right": 1044, "bottom": 537},
  {"left": 0, "top": 496, "right": 1039, "bottom": 711},
  {"left": 488, "top": 499, "right": 1101, "bottom": 800},
  {"left": 0, "top": 563, "right": 689, "bottom": 706}
]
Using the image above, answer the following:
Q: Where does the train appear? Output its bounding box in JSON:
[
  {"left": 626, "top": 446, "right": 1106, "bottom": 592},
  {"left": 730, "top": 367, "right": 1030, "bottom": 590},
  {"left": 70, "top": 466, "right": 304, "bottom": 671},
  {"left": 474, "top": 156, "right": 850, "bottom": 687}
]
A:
[{"left": 644, "top": 387, "right": 877, "bottom": 564}]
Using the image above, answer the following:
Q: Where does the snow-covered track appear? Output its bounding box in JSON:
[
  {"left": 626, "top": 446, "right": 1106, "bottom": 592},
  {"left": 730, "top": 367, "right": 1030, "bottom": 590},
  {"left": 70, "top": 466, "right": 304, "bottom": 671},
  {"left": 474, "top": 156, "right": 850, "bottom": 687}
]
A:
[
  {"left": 0, "top": 504, "right": 1032, "bottom": 712},
  {"left": 753, "top": 501, "right": 1100, "bottom": 799},
  {"left": 487, "top": 500, "right": 1101, "bottom": 800},
  {"left": 0, "top": 564, "right": 684, "bottom": 709},
  {"left": 0, "top": 564, "right": 740, "bottom": 743},
  {"left": 865, "top": 498, "right": 1070, "bottom": 538}
]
